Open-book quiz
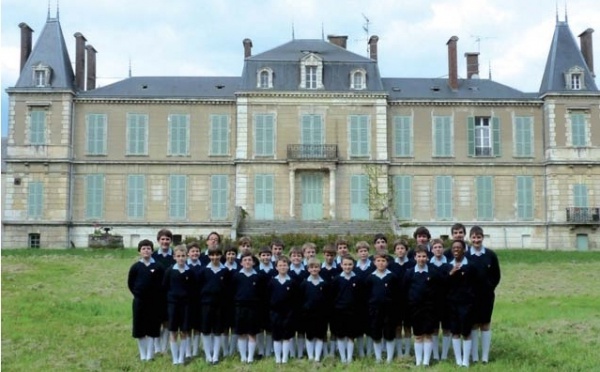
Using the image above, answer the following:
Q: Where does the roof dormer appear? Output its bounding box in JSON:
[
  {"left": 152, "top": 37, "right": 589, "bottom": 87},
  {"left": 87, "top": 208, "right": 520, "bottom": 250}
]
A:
[{"left": 299, "top": 52, "right": 323, "bottom": 90}]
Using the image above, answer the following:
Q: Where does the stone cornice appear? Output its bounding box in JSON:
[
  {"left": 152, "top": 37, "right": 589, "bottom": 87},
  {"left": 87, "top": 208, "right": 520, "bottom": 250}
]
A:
[
  {"left": 73, "top": 97, "right": 236, "bottom": 105},
  {"left": 388, "top": 99, "right": 543, "bottom": 107},
  {"left": 235, "top": 91, "right": 388, "bottom": 99}
]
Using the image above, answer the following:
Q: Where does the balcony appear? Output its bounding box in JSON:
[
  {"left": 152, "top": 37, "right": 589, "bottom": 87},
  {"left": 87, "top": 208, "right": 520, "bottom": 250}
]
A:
[
  {"left": 287, "top": 144, "right": 338, "bottom": 161},
  {"left": 565, "top": 207, "right": 600, "bottom": 224}
]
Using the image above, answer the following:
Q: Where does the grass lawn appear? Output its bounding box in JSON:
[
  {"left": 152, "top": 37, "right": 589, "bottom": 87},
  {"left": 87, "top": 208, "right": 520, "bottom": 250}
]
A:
[{"left": 2, "top": 249, "right": 600, "bottom": 371}]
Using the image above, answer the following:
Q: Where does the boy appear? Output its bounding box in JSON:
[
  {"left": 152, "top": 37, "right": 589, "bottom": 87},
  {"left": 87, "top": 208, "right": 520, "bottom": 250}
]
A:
[
  {"left": 269, "top": 256, "right": 299, "bottom": 364},
  {"left": 222, "top": 244, "right": 239, "bottom": 357},
  {"left": 404, "top": 245, "right": 441, "bottom": 366},
  {"left": 256, "top": 246, "right": 276, "bottom": 358},
  {"left": 467, "top": 226, "right": 501, "bottom": 364},
  {"left": 186, "top": 242, "right": 203, "bottom": 358},
  {"left": 224, "top": 245, "right": 239, "bottom": 272},
  {"left": 232, "top": 251, "right": 267, "bottom": 363},
  {"left": 270, "top": 238, "right": 285, "bottom": 263},
  {"left": 365, "top": 253, "right": 399, "bottom": 363},
  {"left": 388, "top": 239, "right": 414, "bottom": 358},
  {"left": 445, "top": 223, "right": 467, "bottom": 260},
  {"left": 352, "top": 241, "right": 373, "bottom": 358},
  {"left": 288, "top": 247, "right": 308, "bottom": 282},
  {"left": 163, "top": 245, "right": 194, "bottom": 365},
  {"left": 299, "top": 258, "right": 329, "bottom": 362},
  {"left": 302, "top": 242, "right": 317, "bottom": 266},
  {"left": 237, "top": 236, "right": 259, "bottom": 267},
  {"left": 151, "top": 228, "right": 175, "bottom": 354},
  {"left": 258, "top": 246, "right": 277, "bottom": 277},
  {"left": 200, "top": 231, "right": 221, "bottom": 266},
  {"left": 319, "top": 244, "right": 340, "bottom": 282},
  {"left": 430, "top": 238, "right": 452, "bottom": 361},
  {"left": 373, "top": 233, "right": 394, "bottom": 264},
  {"left": 128, "top": 239, "right": 165, "bottom": 361},
  {"left": 330, "top": 255, "right": 361, "bottom": 363},
  {"left": 409, "top": 226, "right": 432, "bottom": 259},
  {"left": 447, "top": 239, "right": 475, "bottom": 367},
  {"left": 197, "top": 247, "right": 231, "bottom": 364},
  {"left": 334, "top": 238, "right": 350, "bottom": 265}
]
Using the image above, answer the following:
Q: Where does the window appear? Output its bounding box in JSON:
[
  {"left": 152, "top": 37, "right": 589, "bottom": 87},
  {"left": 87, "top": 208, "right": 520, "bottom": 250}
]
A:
[
  {"left": 29, "top": 109, "right": 46, "bottom": 145},
  {"left": 435, "top": 176, "right": 453, "bottom": 220},
  {"left": 210, "top": 115, "right": 229, "bottom": 155},
  {"left": 127, "top": 175, "right": 145, "bottom": 219},
  {"left": 211, "top": 175, "right": 228, "bottom": 220},
  {"left": 168, "top": 114, "right": 189, "bottom": 156},
  {"left": 86, "top": 174, "right": 104, "bottom": 219},
  {"left": 300, "top": 53, "right": 323, "bottom": 89},
  {"left": 255, "top": 174, "right": 274, "bottom": 220},
  {"left": 394, "top": 175, "right": 412, "bottom": 220},
  {"left": 86, "top": 114, "right": 107, "bottom": 155},
  {"left": 468, "top": 116, "right": 500, "bottom": 157},
  {"left": 516, "top": 176, "right": 533, "bottom": 220},
  {"left": 573, "top": 184, "right": 588, "bottom": 207},
  {"left": 306, "top": 66, "right": 317, "bottom": 89},
  {"left": 393, "top": 116, "right": 413, "bottom": 157},
  {"left": 257, "top": 68, "right": 273, "bottom": 88},
  {"left": 433, "top": 116, "right": 453, "bottom": 157},
  {"left": 476, "top": 176, "right": 494, "bottom": 220},
  {"left": 350, "top": 69, "right": 366, "bottom": 90},
  {"left": 28, "top": 233, "right": 41, "bottom": 249},
  {"left": 254, "top": 114, "right": 275, "bottom": 156},
  {"left": 350, "top": 175, "right": 369, "bottom": 220},
  {"left": 27, "top": 182, "right": 43, "bottom": 218},
  {"left": 565, "top": 66, "right": 586, "bottom": 90},
  {"left": 169, "top": 175, "right": 187, "bottom": 219},
  {"left": 349, "top": 115, "right": 370, "bottom": 157},
  {"left": 514, "top": 116, "right": 533, "bottom": 157},
  {"left": 571, "top": 74, "right": 581, "bottom": 90},
  {"left": 126, "top": 114, "right": 148, "bottom": 155},
  {"left": 35, "top": 70, "right": 46, "bottom": 87},
  {"left": 32, "top": 63, "right": 51, "bottom": 87},
  {"left": 301, "top": 114, "right": 324, "bottom": 157},
  {"left": 571, "top": 112, "right": 587, "bottom": 147}
]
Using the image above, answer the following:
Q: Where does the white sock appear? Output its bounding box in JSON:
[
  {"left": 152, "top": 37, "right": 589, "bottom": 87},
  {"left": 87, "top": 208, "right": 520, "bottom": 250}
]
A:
[
  {"left": 282, "top": 339, "right": 291, "bottom": 363},
  {"left": 452, "top": 338, "right": 462, "bottom": 365},
  {"left": 202, "top": 334, "right": 213, "bottom": 362},
  {"left": 471, "top": 329, "right": 480, "bottom": 362},
  {"left": 248, "top": 339, "right": 256, "bottom": 362},
  {"left": 373, "top": 340, "right": 383, "bottom": 362},
  {"left": 221, "top": 334, "right": 229, "bottom": 356},
  {"left": 386, "top": 340, "right": 395, "bottom": 362},
  {"left": 297, "top": 336, "right": 305, "bottom": 358},
  {"left": 229, "top": 334, "right": 238, "bottom": 356},
  {"left": 346, "top": 339, "right": 354, "bottom": 363},
  {"left": 178, "top": 339, "right": 187, "bottom": 364},
  {"left": 145, "top": 336, "right": 154, "bottom": 361},
  {"left": 337, "top": 339, "right": 347, "bottom": 362},
  {"left": 441, "top": 336, "right": 451, "bottom": 360},
  {"left": 238, "top": 337, "right": 248, "bottom": 362},
  {"left": 462, "top": 339, "right": 472, "bottom": 367},
  {"left": 192, "top": 334, "right": 200, "bottom": 357},
  {"left": 329, "top": 340, "right": 336, "bottom": 357},
  {"left": 153, "top": 337, "right": 161, "bottom": 354},
  {"left": 257, "top": 332, "right": 265, "bottom": 355},
  {"left": 161, "top": 328, "right": 169, "bottom": 353},
  {"left": 481, "top": 330, "right": 492, "bottom": 362},
  {"left": 170, "top": 340, "right": 179, "bottom": 364},
  {"left": 432, "top": 334, "right": 439, "bottom": 360},
  {"left": 212, "top": 334, "right": 221, "bottom": 362},
  {"left": 357, "top": 336, "right": 365, "bottom": 357},
  {"left": 414, "top": 341, "right": 423, "bottom": 366},
  {"left": 265, "top": 334, "right": 273, "bottom": 356},
  {"left": 315, "top": 339, "right": 324, "bottom": 362},
  {"left": 306, "top": 339, "right": 315, "bottom": 360},
  {"left": 137, "top": 338, "right": 147, "bottom": 360},
  {"left": 423, "top": 340, "right": 432, "bottom": 366},
  {"left": 273, "top": 341, "right": 282, "bottom": 363},
  {"left": 395, "top": 338, "right": 403, "bottom": 357},
  {"left": 403, "top": 337, "right": 412, "bottom": 356}
]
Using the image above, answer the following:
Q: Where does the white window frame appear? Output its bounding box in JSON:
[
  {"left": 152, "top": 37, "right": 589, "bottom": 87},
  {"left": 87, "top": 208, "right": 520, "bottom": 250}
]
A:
[
  {"left": 350, "top": 68, "right": 366, "bottom": 90},
  {"left": 257, "top": 68, "right": 273, "bottom": 89},
  {"left": 299, "top": 53, "right": 324, "bottom": 90},
  {"left": 32, "top": 63, "right": 51, "bottom": 87},
  {"left": 475, "top": 117, "right": 492, "bottom": 156},
  {"left": 565, "top": 66, "right": 586, "bottom": 90}
]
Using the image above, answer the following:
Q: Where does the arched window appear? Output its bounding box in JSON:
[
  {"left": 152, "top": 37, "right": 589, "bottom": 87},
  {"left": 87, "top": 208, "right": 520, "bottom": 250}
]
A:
[
  {"left": 257, "top": 68, "right": 273, "bottom": 88},
  {"left": 350, "top": 69, "right": 366, "bottom": 90}
]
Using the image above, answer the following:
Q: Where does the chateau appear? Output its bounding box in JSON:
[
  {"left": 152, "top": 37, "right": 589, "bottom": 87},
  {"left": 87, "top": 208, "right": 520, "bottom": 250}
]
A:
[{"left": 3, "top": 11, "right": 599, "bottom": 249}]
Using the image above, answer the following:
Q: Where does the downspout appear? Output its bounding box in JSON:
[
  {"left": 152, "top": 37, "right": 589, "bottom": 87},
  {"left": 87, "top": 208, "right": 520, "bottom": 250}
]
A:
[
  {"left": 542, "top": 102, "right": 549, "bottom": 250},
  {"left": 67, "top": 95, "right": 75, "bottom": 247}
]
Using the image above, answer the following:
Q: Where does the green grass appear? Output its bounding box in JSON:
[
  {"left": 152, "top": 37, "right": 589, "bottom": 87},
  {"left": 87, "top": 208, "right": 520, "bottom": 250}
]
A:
[{"left": 2, "top": 249, "right": 600, "bottom": 371}]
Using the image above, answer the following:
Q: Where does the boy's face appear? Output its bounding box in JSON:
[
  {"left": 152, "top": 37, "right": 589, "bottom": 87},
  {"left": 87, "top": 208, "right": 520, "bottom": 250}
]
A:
[
  {"left": 470, "top": 233, "right": 483, "bottom": 249},
  {"left": 374, "top": 238, "right": 387, "bottom": 252},
  {"left": 139, "top": 245, "right": 153, "bottom": 259},
  {"left": 308, "top": 265, "right": 321, "bottom": 277},
  {"left": 337, "top": 244, "right": 349, "bottom": 256},
  {"left": 271, "top": 245, "right": 283, "bottom": 257},
  {"left": 188, "top": 247, "right": 200, "bottom": 261},
  {"left": 241, "top": 255, "right": 254, "bottom": 269},
  {"left": 174, "top": 250, "right": 187, "bottom": 265},
  {"left": 206, "top": 234, "right": 219, "bottom": 248},
  {"left": 324, "top": 252, "right": 335, "bottom": 264},
  {"left": 415, "top": 251, "right": 428, "bottom": 267},
  {"left": 374, "top": 256, "right": 388, "bottom": 271},
  {"left": 158, "top": 235, "right": 171, "bottom": 250},
  {"left": 225, "top": 251, "right": 237, "bottom": 262},
  {"left": 290, "top": 253, "right": 302, "bottom": 265},
  {"left": 416, "top": 234, "right": 429, "bottom": 246},
  {"left": 452, "top": 242, "right": 465, "bottom": 261},
  {"left": 432, "top": 243, "right": 444, "bottom": 258},
  {"left": 209, "top": 253, "right": 222, "bottom": 265},
  {"left": 260, "top": 252, "right": 272, "bottom": 264},
  {"left": 303, "top": 248, "right": 316, "bottom": 259},
  {"left": 276, "top": 260, "right": 289, "bottom": 275},
  {"left": 239, "top": 242, "right": 251, "bottom": 254},
  {"left": 394, "top": 245, "right": 407, "bottom": 258},
  {"left": 357, "top": 247, "right": 369, "bottom": 260},
  {"left": 452, "top": 229, "right": 465, "bottom": 241},
  {"left": 341, "top": 258, "right": 355, "bottom": 273}
]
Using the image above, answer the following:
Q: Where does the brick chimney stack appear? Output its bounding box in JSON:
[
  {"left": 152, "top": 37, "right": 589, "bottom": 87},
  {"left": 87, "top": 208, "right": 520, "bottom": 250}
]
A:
[
  {"left": 579, "top": 28, "right": 595, "bottom": 77},
  {"left": 86, "top": 45, "right": 97, "bottom": 90},
  {"left": 19, "top": 22, "right": 34, "bottom": 72},
  {"left": 465, "top": 52, "right": 480, "bottom": 79},
  {"left": 369, "top": 35, "right": 379, "bottom": 61},
  {"left": 447, "top": 36, "right": 459, "bottom": 91},
  {"left": 74, "top": 32, "right": 87, "bottom": 91},
  {"left": 243, "top": 38, "right": 253, "bottom": 58},
  {"left": 327, "top": 35, "right": 348, "bottom": 49}
]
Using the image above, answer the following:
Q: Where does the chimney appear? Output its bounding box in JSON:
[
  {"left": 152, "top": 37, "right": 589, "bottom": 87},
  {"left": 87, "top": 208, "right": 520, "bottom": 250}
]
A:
[
  {"left": 86, "top": 45, "right": 97, "bottom": 90},
  {"left": 368, "top": 35, "right": 379, "bottom": 61},
  {"left": 579, "top": 28, "right": 595, "bottom": 77},
  {"left": 327, "top": 35, "right": 348, "bottom": 49},
  {"left": 19, "top": 22, "right": 34, "bottom": 72},
  {"left": 243, "top": 38, "right": 253, "bottom": 58},
  {"left": 74, "top": 32, "right": 87, "bottom": 91},
  {"left": 447, "top": 36, "right": 459, "bottom": 90},
  {"left": 465, "top": 52, "right": 480, "bottom": 79}
]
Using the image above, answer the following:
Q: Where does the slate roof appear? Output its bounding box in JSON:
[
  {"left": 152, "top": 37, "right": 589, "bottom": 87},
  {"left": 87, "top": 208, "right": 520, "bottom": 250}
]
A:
[
  {"left": 14, "top": 17, "right": 75, "bottom": 90},
  {"left": 77, "top": 76, "right": 241, "bottom": 99},
  {"left": 539, "top": 21, "right": 598, "bottom": 94}
]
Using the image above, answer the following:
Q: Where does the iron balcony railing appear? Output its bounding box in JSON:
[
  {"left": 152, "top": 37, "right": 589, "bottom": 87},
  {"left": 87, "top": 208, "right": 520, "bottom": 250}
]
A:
[
  {"left": 565, "top": 207, "right": 600, "bottom": 223},
  {"left": 287, "top": 144, "right": 338, "bottom": 160}
]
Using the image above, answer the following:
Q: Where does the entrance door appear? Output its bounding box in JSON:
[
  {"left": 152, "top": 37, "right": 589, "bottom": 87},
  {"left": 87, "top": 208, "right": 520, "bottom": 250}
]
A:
[
  {"left": 302, "top": 173, "right": 323, "bottom": 220},
  {"left": 576, "top": 234, "right": 589, "bottom": 251}
]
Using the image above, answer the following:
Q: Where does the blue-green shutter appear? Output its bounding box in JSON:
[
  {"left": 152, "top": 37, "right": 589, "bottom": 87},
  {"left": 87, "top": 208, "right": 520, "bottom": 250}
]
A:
[
  {"left": 571, "top": 113, "right": 586, "bottom": 147},
  {"left": 255, "top": 114, "right": 275, "bottom": 156},
  {"left": 394, "top": 175, "right": 412, "bottom": 220},
  {"left": 476, "top": 176, "right": 493, "bottom": 220},
  {"left": 169, "top": 114, "right": 189, "bottom": 156},
  {"left": 573, "top": 184, "right": 588, "bottom": 207},
  {"left": 394, "top": 116, "right": 412, "bottom": 157},
  {"left": 255, "top": 174, "right": 274, "bottom": 220},
  {"left": 27, "top": 182, "right": 44, "bottom": 218},
  {"left": 86, "top": 114, "right": 107, "bottom": 155},
  {"left": 492, "top": 117, "right": 501, "bottom": 157},
  {"left": 467, "top": 117, "right": 475, "bottom": 156},
  {"left": 211, "top": 175, "right": 228, "bottom": 220},
  {"left": 350, "top": 116, "right": 369, "bottom": 157},
  {"left": 436, "top": 176, "right": 452, "bottom": 220},
  {"left": 210, "top": 115, "right": 229, "bottom": 155},
  {"left": 517, "top": 176, "right": 533, "bottom": 220},
  {"left": 127, "top": 175, "right": 145, "bottom": 219},
  {"left": 169, "top": 175, "right": 187, "bottom": 219},
  {"left": 30, "top": 110, "right": 46, "bottom": 145},
  {"left": 86, "top": 174, "right": 104, "bottom": 219},
  {"left": 127, "top": 114, "right": 148, "bottom": 155},
  {"left": 515, "top": 116, "right": 533, "bottom": 157},
  {"left": 350, "top": 175, "right": 369, "bottom": 220}
]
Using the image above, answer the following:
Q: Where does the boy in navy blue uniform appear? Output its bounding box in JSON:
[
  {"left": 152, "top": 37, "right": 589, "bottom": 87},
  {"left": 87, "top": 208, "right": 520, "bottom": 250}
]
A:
[
  {"left": 430, "top": 238, "right": 452, "bottom": 361},
  {"left": 389, "top": 239, "right": 414, "bottom": 358},
  {"left": 269, "top": 256, "right": 299, "bottom": 364},
  {"left": 222, "top": 244, "right": 239, "bottom": 357},
  {"left": 331, "top": 255, "right": 361, "bottom": 363},
  {"left": 256, "top": 246, "right": 276, "bottom": 359},
  {"left": 128, "top": 239, "right": 165, "bottom": 361},
  {"left": 186, "top": 241, "right": 203, "bottom": 358},
  {"left": 300, "top": 258, "right": 329, "bottom": 362},
  {"left": 409, "top": 226, "right": 433, "bottom": 259},
  {"left": 448, "top": 239, "right": 476, "bottom": 367},
  {"left": 197, "top": 247, "right": 231, "bottom": 364},
  {"left": 445, "top": 223, "right": 467, "bottom": 260},
  {"left": 270, "top": 238, "right": 285, "bottom": 263},
  {"left": 319, "top": 244, "right": 340, "bottom": 282},
  {"left": 151, "top": 228, "right": 175, "bottom": 354},
  {"left": 467, "top": 226, "right": 501, "bottom": 364},
  {"left": 334, "top": 238, "right": 351, "bottom": 265},
  {"left": 352, "top": 241, "right": 373, "bottom": 358},
  {"left": 163, "top": 245, "right": 194, "bottom": 365},
  {"left": 224, "top": 245, "right": 239, "bottom": 271},
  {"left": 199, "top": 231, "right": 221, "bottom": 266}
]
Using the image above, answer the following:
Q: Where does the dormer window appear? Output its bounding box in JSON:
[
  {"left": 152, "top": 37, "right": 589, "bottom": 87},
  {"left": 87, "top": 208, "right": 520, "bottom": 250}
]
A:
[
  {"left": 299, "top": 53, "right": 323, "bottom": 90},
  {"left": 565, "top": 66, "right": 585, "bottom": 90},
  {"left": 350, "top": 68, "right": 367, "bottom": 90},
  {"left": 257, "top": 68, "right": 273, "bottom": 89},
  {"left": 32, "top": 63, "right": 51, "bottom": 87}
]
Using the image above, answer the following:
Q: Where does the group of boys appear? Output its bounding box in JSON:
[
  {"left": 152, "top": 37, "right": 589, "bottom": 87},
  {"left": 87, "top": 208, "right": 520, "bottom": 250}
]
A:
[{"left": 127, "top": 223, "right": 501, "bottom": 367}]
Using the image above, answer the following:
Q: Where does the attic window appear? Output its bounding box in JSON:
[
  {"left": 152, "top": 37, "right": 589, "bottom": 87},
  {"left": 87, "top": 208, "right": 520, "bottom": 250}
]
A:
[
  {"left": 299, "top": 53, "right": 323, "bottom": 90},
  {"left": 32, "top": 63, "right": 51, "bottom": 87},
  {"left": 468, "top": 86, "right": 479, "bottom": 91},
  {"left": 350, "top": 68, "right": 366, "bottom": 90},
  {"left": 392, "top": 87, "right": 401, "bottom": 92},
  {"left": 141, "top": 85, "right": 148, "bottom": 89},
  {"left": 257, "top": 68, "right": 273, "bottom": 89},
  {"left": 215, "top": 85, "right": 225, "bottom": 89},
  {"left": 431, "top": 86, "right": 441, "bottom": 92},
  {"left": 565, "top": 66, "right": 586, "bottom": 90}
]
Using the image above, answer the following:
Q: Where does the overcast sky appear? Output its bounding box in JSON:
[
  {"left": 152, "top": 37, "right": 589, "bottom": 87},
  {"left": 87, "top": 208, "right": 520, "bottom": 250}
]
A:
[{"left": 2, "top": 0, "right": 599, "bottom": 136}]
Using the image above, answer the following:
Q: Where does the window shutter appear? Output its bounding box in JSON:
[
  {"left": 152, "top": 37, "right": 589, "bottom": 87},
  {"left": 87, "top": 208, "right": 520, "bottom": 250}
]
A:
[
  {"left": 211, "top": 175, "right": 228, "bottom": 220},
  {"left": 492, "top": 117, "right": 501, "bottom": 157},
  {"left": 467, "top": 117, "right": 475, "bottom": 156},
  {"left": 27, "top": 182, "right": 43, "bottom": 218}
]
